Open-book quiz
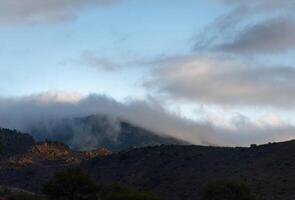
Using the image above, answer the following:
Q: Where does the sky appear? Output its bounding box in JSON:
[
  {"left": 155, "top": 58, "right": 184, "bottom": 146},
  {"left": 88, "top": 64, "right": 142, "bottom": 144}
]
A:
[{"left": 1, "top": 0, "right": 295, "bottom": 147}]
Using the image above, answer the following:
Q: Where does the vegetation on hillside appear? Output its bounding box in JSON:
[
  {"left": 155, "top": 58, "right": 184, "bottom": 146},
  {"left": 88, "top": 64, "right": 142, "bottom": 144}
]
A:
[
  {"left": 43, "top": 168, "right": 161, "bottom": 200},
  {"left": 202, "top": 180, "right": 257, "bottom": 200},
  {"left": 43, "top": 168, "right": 98, "bottom": 200},
  {"left": 1, "top": 169, "right": 258, "bottom": 200}
]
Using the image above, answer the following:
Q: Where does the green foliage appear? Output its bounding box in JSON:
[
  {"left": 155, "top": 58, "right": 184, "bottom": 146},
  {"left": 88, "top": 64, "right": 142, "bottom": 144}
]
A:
[
  {"left": 43, "top": 168, "right": 98, "bottom": 200},
  {"left": 202, "top": 180, "right": 256, "bottom": 200}
]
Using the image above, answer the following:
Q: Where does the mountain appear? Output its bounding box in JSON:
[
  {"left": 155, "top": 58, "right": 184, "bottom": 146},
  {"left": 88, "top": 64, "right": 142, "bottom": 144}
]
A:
[
  {"left": 6, "top": 141, "right": 111, "bottom": 167},
  {"left": 3, "top": 128, "right": 295, "bottom": 200},
  {"left": 28, "top": 115, "right": 188, "bottom": 151},
  {"left": 83, "top": 142, "right": 295, "bottom": 200},
  {"left": 0, "top": 128, "right": 111, "bottom": 167},
  {"left": 1, "top": 137, "right": 295, "bottom": 200},
  {"left": 0, "top": 128, "right": 35, "bottom": 157}
]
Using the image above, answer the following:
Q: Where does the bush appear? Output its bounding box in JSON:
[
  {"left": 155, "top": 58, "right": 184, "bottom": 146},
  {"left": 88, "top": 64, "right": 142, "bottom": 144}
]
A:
[
  {"left": 97, "top": 182, "right": 135, "bottom": 197},
  {"left": 7, "top": 192, "right": 45, "bottom": 200},
  {"left": 202, "top": 180, "right": 256, "bottom": 200},
  {"left": 97, "top": 182, "right": 161, "bottom": 200},
  {"left": 43, "top": 168, "right": 98, "bottom": 200},
  {"left": 106, "top": 192, "right": 161, "bottom": 200},
  {"left": 43, "top": 168, "right": 161, "bottom": 200}
]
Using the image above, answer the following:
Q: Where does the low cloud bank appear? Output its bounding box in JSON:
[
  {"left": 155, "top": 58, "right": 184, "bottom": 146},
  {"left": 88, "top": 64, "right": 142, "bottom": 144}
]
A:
[{"left": 0, "top": 91, "right": 294, "bottom": 148}]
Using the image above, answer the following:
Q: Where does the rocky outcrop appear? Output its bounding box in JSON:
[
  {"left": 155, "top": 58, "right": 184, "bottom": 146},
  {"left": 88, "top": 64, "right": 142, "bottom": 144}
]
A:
[
  {"left": 82, "top": 148, "right": 112, "bottom": 158},
  {"left": 7, "top": 141, "right": 112, "bottom": 167}
]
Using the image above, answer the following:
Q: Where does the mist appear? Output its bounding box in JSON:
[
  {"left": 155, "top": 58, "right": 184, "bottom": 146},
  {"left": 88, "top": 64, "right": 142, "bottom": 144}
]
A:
[{"left": 0, "top": 91, "right": 294, "bottom": 149}]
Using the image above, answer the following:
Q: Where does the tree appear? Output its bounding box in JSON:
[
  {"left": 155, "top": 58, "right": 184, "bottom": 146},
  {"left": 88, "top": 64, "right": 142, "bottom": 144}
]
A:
[
  {"left": 202, "top": 180, "right": 256, "bottom": 200},
  {"left": 43, "top": 168, "right": 98, "bottom": 200},
  {"left": 97, "top": 182, "right": 161, "bottom": 200},
  {"left": 105, "top": 191, "right": 161, "bottom": 200}
]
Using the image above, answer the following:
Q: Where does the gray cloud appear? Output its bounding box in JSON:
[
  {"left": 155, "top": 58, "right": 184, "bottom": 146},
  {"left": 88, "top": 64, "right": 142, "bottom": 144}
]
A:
[
  {"left": 217, "top": 17, "right": 295, "bottom": 54},
  {"left": 0, "top": 92, "right": 212, "bottom": 146},
  {"left": 219, "top": 0, "right": 295, "bottom": 11},
  {"left": 77, "top": 51, "right": 153, "bottom": 71},
  {"left": 0, "top": 91, "right": 295, "bottom": 148},
  {"left": 145, "top": 55, "right": 295, "bottom": 108},
  {"left": 195, "top": 0, "right": 295, "bottom": 54},
  {"left": 0, "top": 0, "right": 119, "bottom": 25}
]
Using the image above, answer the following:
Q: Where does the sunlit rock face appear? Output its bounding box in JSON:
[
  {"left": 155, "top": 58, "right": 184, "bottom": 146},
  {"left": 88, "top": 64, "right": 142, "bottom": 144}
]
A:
[
  {"left": 0, "top": 128, "right": 111, "bottom": 167},
  {"left": 7, "top": 141, "right": 112, "bottom": 167}
]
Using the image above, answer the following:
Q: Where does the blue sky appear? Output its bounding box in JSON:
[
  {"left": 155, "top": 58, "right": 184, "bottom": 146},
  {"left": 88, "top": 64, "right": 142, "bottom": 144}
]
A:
[
  {"left": 1, "top": 0, "right": 295, "bottom": 146},
  {"left": 0, "top": 0, "right": 224, "bottom": 98}
]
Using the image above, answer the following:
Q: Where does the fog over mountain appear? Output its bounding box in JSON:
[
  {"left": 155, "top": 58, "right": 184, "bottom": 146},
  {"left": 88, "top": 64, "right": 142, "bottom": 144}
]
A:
[
  {"left": 1, "top": 1, "right": 295, "bottom": 199},
  {"left": 0, "top": 91, "right": 295, "bottom": 149}
]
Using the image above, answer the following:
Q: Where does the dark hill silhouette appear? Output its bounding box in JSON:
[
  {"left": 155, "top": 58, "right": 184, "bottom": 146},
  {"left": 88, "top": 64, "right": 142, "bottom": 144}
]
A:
[
  {"left": 1, "top": 128, "right": 295, "bottom": 200},
  {"left": 83, "top": 143, "right": 295, "bottom": 200},
  {"left": 0, "top": 128, "right": 35, "bottom": 157}
]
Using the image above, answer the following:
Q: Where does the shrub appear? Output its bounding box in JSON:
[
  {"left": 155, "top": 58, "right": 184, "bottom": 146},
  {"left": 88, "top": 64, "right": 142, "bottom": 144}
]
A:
[
  {"left": 43, "top": 168, "right": 161, "bottom": 200},
  {"left": 106, "top": 191, "right": 161, "bottom": 200},
  {"left": 202, "top": 180, "right": 256, "bottom": 200},
  {"left": 97, "top": 182, "right": 161, "bottom": 200},
  {"left": 97, "top": 182, "right": 135, "bottom": 197},
  {"left": 7, "top": 192, "right": 45, "bottom": 200},
  {"left": 43, "top": 168, "right": 98, "bottom": 200}
]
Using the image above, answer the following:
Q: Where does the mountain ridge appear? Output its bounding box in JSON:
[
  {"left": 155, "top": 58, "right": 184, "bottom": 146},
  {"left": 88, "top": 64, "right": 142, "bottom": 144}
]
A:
[
  {"left": 28, "top": 115, "right": 189, "bottom": 151},
  {"left": 2, "top": 127, "right": 295, "bottom": 200}
]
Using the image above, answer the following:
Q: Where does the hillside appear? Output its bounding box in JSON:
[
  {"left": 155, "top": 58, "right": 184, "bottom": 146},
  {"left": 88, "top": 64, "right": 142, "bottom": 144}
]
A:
[
  {"left": 84, "top": 142, "right": 295, "bottom": 200},
  {"left": 28, "top": 115, "right": 188, "bottom": 151},
  {"left": 1, "top": 132, "right": 295, "bottom": 200},
  {"left": 0, "top": 128, "right": 35, "bottom": 157},
  {"left": 6, "top": 141, "right": 111, "bottom": 167},
  {"left": 0, "top": 129, "right": 111, "bottom": 170}
]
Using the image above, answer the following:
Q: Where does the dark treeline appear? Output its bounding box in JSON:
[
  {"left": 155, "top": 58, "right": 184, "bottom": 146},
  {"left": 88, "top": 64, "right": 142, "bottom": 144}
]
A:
[{"left": 0, "top": 168, "right": 257, "bottom": 200}]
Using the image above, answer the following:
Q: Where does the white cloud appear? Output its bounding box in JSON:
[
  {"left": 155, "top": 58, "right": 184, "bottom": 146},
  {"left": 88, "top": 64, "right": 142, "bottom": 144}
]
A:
[
  {"left": 35, "top": 90, "right": 83, "bottom": 103},
  {"left": 145, "top": 55, "right": 295, "bottom": 108}
]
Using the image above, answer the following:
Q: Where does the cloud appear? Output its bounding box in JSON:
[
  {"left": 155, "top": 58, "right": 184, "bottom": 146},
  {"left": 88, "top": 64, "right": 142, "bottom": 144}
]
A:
[
  {"left": 0, "top": 0, "right": 120, "bottom": 25},
  {"left": 145, "top": 55, "right": 295, "bottom": 108},
  {"left": 0, "top": 91, "right": 213, "bottom": 146},
  {"left": 77, "top": 51, "right": 153, "bottom": 71},
  {"left": 79, "top": 52, "right": 121, "bottom": 71},
  {"left": 217, "top": 17, "right": 295, "bottom": 54},
  {"left": 218, "top": 0, "right": 295, "bottom": 11},
  {"left": 0, "top": 91, "right": 295, "bottom": 148},
  {"left": 195, "top": 0, "right": 295, "bottom": 54}
]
